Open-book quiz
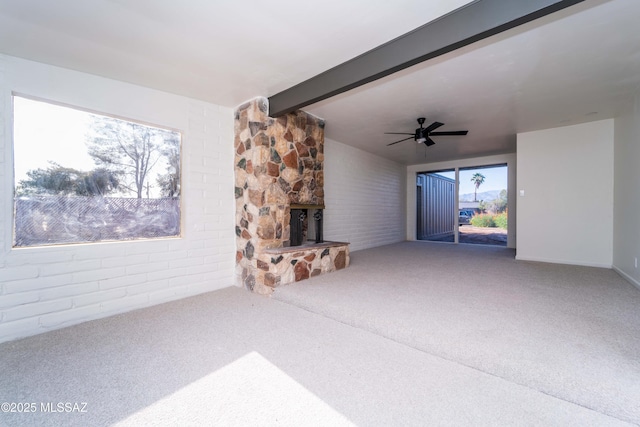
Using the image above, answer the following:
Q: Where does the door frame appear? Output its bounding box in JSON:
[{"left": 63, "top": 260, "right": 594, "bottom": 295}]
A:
[{"left": 406, "top": 153, "right": 517, "bottom": 248}]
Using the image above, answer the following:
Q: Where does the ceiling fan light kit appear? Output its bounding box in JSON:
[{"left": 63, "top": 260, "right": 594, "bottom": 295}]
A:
[{"left": 385, "top": 117, "right": 468, "bottom": 147}]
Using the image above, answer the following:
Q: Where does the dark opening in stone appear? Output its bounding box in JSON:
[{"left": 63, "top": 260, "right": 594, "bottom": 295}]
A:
[{"left": 289, "top": 205, "right": 324, "bottom": 246}]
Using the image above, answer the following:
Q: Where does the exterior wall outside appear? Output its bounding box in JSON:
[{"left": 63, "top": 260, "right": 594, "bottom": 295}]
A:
[
  {"left": 406, "top": 154, "right": 517, "bottom": 248},
  {"left": 516, "top": 119, "right": 614, "bottom": 268},
  {"left": 417, "top": 174, "right": 455, "bottom": 240},
  {"left": 323, "top": 138, "right": 406, "bottom": 252},
  {"left": 613, "top": 92, "right": 640, "bottom": 288},
  {"left": 0, "top": 55, "right": 235, "bottom": 343}
]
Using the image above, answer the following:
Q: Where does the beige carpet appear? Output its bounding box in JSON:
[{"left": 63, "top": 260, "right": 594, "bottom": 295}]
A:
[
  {"left": 274, "top": 241, "right": 640, "bottom": 424},
  {"left": 0, "top": 241, "right": 637, "bottom": 426}
]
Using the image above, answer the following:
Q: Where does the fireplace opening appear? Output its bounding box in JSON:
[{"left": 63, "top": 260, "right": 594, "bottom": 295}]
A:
[{"left": 289, "top": 205, "right": 324, "bottom": 246}]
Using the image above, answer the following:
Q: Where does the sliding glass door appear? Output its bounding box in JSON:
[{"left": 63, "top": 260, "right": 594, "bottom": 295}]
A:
[{"left": 417, "top": 164, "right": 508, "bottom": 246}]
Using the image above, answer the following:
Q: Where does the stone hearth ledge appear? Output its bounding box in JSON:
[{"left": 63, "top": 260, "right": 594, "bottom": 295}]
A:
[
  {"left": 251, "top": 242, "right": 349, "bottom": 295},
  {"left": 264, "top": 241, "right": 349, "bottom": 255}
]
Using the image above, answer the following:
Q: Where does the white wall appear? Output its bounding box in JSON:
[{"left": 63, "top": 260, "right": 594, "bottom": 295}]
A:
[
  {"left": 613, "top": 92, "right": 640, "bottom": 288},
  {"left": 406, "top": 154, "right": 517, "bottom": 248},
  {"left": 0, "top": 55, "right": 236, "bottom": 343},
  {"left": 323, "top": 138, "right": 405, "bottom": 252},
  {"left": 516, "top": 120, "right": 614, "bottom": 267}
]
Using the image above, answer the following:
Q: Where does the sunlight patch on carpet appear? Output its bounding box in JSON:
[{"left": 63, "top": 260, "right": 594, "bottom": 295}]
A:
[{"left": 115, "top": 351, "right": 354, "bottom": 426}]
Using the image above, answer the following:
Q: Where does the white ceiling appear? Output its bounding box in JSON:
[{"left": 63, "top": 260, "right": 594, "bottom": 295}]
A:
[
  {"left": 306, "top": 0, "right": 640, "bottom": 164},
  {"left": 1, "top": 0, "right": 638, "bottom": 165}
]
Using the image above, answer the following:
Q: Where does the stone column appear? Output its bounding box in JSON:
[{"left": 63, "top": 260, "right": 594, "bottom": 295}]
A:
[{"left": 234, "top": 97, "right": 325, "bottom": 294}]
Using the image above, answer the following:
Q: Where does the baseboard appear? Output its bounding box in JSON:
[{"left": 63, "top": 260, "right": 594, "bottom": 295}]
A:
[
  {"left": 612, "top": 266, "right": 640, "bottom": 291},
  {"left": 514, "top": 255, "right": 612, "bottom": 269}
]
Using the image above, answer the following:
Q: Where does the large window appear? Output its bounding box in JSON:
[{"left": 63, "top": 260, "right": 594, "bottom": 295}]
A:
[
  {"left": 12, "top": 95, "right": 182, "bottom": 247},
  {"left": 416, "top": 164, "right": 508, "bottom": 246}
]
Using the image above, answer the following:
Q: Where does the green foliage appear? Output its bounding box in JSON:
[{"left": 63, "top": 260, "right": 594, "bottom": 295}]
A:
[
  {"left": 470, "top": 172, "right": 485, "bottom": 202},
  {"left": 17, "top": 162, "right": 77, "bottom": 195},
  {"left": 470, "top": 213, "right": 495, "bottom": 227},
  {"left": 16, "top": 162, "right": 119, "bottom": 197},
  {"left": 470, "top": 211, "right": 508, "bottom": 229},
  {"left": 487, "top": 189, "right": 508, "bottom": 213},
  {"left": 156, "top": 141, "right": 180, "bottom": 197},
  {"left": 494, "top": 211, "right": 508, "bottom": 229}
]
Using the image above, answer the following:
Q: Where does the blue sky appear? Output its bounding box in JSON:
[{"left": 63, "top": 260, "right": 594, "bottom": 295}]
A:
[{"left": 434, "top": 165, "right": 507, "bottom": 196}]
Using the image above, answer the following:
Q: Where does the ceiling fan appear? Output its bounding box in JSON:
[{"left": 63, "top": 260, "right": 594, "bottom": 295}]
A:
[{"left": 386, "top": 117, "right": 468, "bottom": 146}]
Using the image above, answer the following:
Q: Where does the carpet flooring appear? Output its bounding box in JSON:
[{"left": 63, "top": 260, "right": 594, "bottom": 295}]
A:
[
  {"left": 274, "top": 241, "right": 640, "bottom": 424},
  {"left": 1, "top": 241, "right": 638, "bottom": 426}
]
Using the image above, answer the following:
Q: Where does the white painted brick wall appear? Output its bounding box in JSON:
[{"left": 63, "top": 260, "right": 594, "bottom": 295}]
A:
[
  {"left": 0, "top": 55, "right": 236, "bottom": 343},
  {"left": 0, "top": 55, "right": 6, "bottom": 273},
  {"left": 323, "top": 138, "right": 406, "bottom": 252}
]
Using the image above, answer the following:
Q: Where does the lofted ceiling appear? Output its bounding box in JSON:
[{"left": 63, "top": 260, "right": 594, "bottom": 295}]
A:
[{"left": 1, "top": 0, "right": 638, "bottom": 165}]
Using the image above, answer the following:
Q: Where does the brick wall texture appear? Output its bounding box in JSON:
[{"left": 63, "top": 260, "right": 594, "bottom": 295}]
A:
[{"left": 0, "top": 55, "right": 235, "bottom": 342}]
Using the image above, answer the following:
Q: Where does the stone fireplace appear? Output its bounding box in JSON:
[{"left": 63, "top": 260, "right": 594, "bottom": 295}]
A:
[{"left": 234, "top": 97, "right": 349, "bottom": 294}]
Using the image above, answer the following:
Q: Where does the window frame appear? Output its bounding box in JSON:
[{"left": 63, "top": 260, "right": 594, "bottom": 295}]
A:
[{"left": 11, "top": 92, "right": 184, "bottom": 248}]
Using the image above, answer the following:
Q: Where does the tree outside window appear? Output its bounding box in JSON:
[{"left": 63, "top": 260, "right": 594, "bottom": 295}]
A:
[{"left": 13, "top": 95, "right": 182, "bottom": 247}]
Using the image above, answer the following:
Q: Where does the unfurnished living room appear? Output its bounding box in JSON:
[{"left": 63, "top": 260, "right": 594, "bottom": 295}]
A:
[{"left": 1, "top": 0, "right": 640, "bottom": 425}]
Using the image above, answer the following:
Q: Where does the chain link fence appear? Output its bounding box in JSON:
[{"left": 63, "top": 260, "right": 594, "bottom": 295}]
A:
[{"left": 14, "top": 196, "right": 180, "bottom": 247}]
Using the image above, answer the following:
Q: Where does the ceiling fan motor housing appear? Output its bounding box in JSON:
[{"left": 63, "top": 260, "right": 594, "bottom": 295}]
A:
[{"left": 415, "top": 117, "right": 426, "bottom": 141}]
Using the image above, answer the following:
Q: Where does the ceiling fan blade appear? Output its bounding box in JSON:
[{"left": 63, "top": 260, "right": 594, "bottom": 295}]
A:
[
  {"left": 386, "top": 136, "right": 414, "bottom": 146},
  {"left": 424, "top": 121, "right": 444, "bottom": 133},
  {"left": 424, "top": 137, "right": 436, "bottom": 147},
  {"left": 430, "top": 130, "right": 468, "bottom": 136},
  {"left": 384, "top": 132, "right": 414, "bottom": 135}
]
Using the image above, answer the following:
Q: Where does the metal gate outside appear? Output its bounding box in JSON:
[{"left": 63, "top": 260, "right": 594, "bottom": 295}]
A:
[{"left": 416, "top": 173, "right": 455, "bottom": 240}]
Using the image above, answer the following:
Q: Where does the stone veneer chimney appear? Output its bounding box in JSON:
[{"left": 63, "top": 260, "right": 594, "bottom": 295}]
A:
[{"left": 234, "top": 98, "right": 349, "bottom": 294}]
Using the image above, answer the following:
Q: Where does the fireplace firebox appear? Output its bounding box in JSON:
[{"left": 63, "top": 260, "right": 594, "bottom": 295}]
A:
[{"left": 289, "top": 204, "right": 324, "bottom": 246}]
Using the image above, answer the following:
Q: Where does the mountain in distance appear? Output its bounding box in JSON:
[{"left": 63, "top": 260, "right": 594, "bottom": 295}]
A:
[{"left": 459, "top": 190, "right": 504, "bottom": 202}]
